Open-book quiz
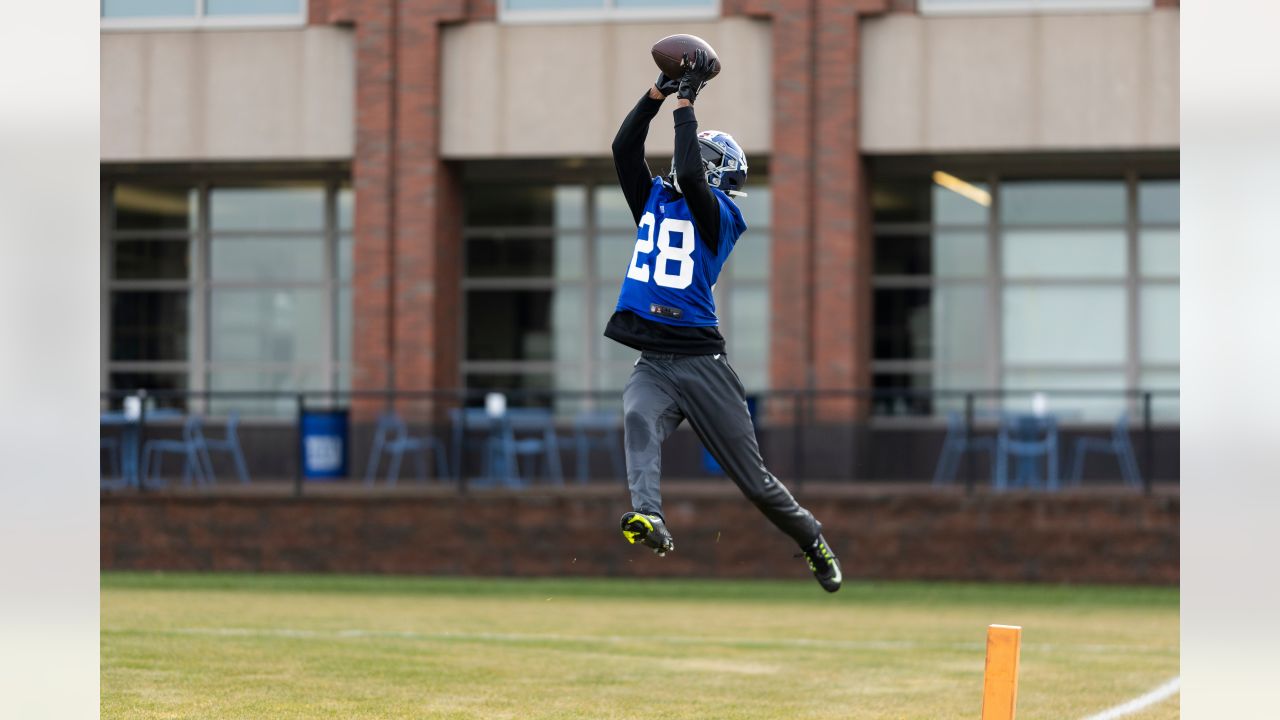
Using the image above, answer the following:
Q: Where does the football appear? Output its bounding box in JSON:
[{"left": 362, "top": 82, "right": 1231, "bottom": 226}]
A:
[{"left": 651, "top": 34, "right": 721, "bottom": 81}]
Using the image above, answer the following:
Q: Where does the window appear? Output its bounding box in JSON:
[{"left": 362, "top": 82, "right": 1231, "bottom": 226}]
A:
[
  {"left": 871, "top": 170, "right": 1178, "bottom": 421},
  {"left": 499, "top": 0, "right": 717, "bottom": 23},
  {"left": 101, "top": 0, "right": 305, "bottom": 29},
  {"left": 919, "top": 0, "right": 1154, "bottom": 15},
  {"left": 103, "top": 177, "right": 352, "bottom": 417},
  {"left": 462, "top": 166, "right": 771, "bottom": 412}
]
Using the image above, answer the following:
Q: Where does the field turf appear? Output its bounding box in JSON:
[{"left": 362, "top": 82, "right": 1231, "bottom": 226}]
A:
[{"left": 102, "top": 573, "right": 1178, "bottom": 719}]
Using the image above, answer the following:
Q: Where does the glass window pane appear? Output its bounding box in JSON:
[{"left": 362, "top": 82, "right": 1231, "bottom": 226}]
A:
[
  {"left": 933, "top": 177, "right": 990, "bottom": 225},
  {"left": 1139, "top": 179, "right": 1179, "bottom": 224},
  {"left": 112, "top": 240, "right": 192, "bottom": 280},
  {"left": 1002, "top": 229, "right": 1126, "bottom": 278},
  {"left": 505, "top": 0, "right": 601, "bottom": 9},
  {"left": 338, "top": 235, "right": 353, "bottom": 282},
  {"left": 205, "top": 0, "right": 302, "bottom": 15},
  {"left": 616, "top": 0, "right": 713, "bottom": 6},
  {"left": 553, "top": 286, "right": 586, "bottom": 364},
  {"left": 102, "top": 0, "right": 195, "bottom": 17},
  {"left": 466, "top": 236, "right": 547, "bottom": 278},
  {"left": 1002, "top": 286, "right": 1126, "bottom": 364},
  {"left": 875, "top": 231, "right": 986, "bottom": 277},
  {"left": 1140, "top": 285, "right": 1179, "bottom": 364},
  {"left": 595, "top": 287, "right": 635, "bottom": 362},
  {"left": 106, "top": 372, "right": 191, "bottom": 412},
  {"left": 728, "top": 231, "right": 771, "bottom": 280},
  {"left": 592, "top": 186, "right": 635, "bottom": 229},
  {"left": 466, "top": 184, "right": 553, "bottom": 227},
  {"left": 110, "top": 291, "right": 191, "bottom": 361},
  {"left": 872, "top": 179, "right": 930, "bottom": 224},
  {"left": 1139, "top": 229, "right": 1179, "bottom": 277},
  {"left": 934, "top": 285, "right": 988, "bottom": 366},
  {"left": 1000, "top": 181, "right": 1125, "bottom": 225},
  {"left": 463, "top": 373, "right": 553, "bottom": 405},
  {"left": 466, "top": 290, "right": 553, "bottom": 361},
  {"left": 337, "top": 184, "right": 353, "bottom": 230},
  {"left": 727, "top": 285, "right": 768, "bottom": 365},
  {"left": 1002, "top": 370, "right": 1127, "bottom": 422},
  {"left": 210, "top": 289, "right": 326, "bottom": 363},
  {"left": 208, "top": 368, "right": 324, "bottom": 418},
  {"left": 594, "top": 364, "right": 635, "bottom": 393},
  {"left": 113, "top": 184, "right": 196, "bottom": 232},
  {"left": 1141, "top": 369, "right": 1180, "bottom": 422},
  {"left": 210, "top": 184, "right": 324, "bottom": 232},
  {"left": 730, "top": 185, "right": 771, "bottom": 228},
  {"left": 595, "top": 233, "right": 638, "bottom": 279},
  {"left": 337, "top": 287, "right": 351, "bottom": 365},
  {"left": 211, "top": 237, "right": 325, "bottom": 281},
  {"left": 874, "top": 288, "right": 932, "bottom": 360},
  {"left": 554, "top": 186, "right": 586, "bottom": 230},
  {"left": 871, "top": 373, "right": 933, "bottom": 417}
]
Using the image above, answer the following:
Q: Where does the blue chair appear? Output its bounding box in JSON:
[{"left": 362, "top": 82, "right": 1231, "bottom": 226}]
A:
[
  {"left": 570, "top": 410, "right": 625, "bottom": 484},
  {"left": 140, "top": 415, "right": 207, "bottom": 487},
  {"left": 193, "top": 411, "right": 251, "bottom": 484},
  {"left": 451, "top": 408, "right": 505, "bottom": 483},
  {"left": 932, "top": 411, "right": 997, "bottom": 486},
  {"left": 365, "top": 412, "right": 449, "bottom": 486},
  {"left": 995, "top": 413, "right": 1060, "bottom": 491},
  {"left": 1068, "top": 413, "right": 1141, "bottom": 488},
  {"left": 495, "top": 408, "right": 565, "bottom": 487}
]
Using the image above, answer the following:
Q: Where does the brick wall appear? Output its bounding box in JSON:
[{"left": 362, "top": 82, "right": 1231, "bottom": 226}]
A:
[{"left": 101, "top": 487, "right": 1178, "bottom": 584}]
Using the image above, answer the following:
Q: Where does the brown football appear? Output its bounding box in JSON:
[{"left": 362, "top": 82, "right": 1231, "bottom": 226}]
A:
[{"left": 651, "top": 34, "right": 721, "bottom": 81}]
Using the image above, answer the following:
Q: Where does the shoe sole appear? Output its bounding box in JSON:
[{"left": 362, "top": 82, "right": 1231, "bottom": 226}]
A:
[{"left": 620, "top": 513, "right": 673, "bottom": 556}]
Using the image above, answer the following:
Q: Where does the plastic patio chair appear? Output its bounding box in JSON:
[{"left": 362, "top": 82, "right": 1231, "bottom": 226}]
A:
[
  {"left": 140, "top": 415, "right": 208, "bottom": 487},
  {"left": 1068, "top": 413, "right": 1141, "bottom": 488},
  {"left": 932, "top": 411, "right": 997, "bottom": 486},
  {"left": 570, "top": 410, "right": 625, "bottom": 484},
  {"left": 994, "top": 413, "right": 1060, "bottom": 491},
  {"left": 364, "top": 412, "right": 449, "bottom": 486},
  {"left": 193, "top": 411, "right": 251, "bottom": 484},
  {"left": 493, "top": 408, "right": 565, "bottom": 487}
]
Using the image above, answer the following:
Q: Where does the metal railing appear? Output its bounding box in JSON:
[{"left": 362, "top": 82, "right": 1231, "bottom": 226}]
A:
[{"left": 99, "top": 387, "right": 1179, "bottom": 496}]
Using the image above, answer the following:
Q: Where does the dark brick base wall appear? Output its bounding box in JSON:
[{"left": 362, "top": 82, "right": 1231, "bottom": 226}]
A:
[{"left": 101, "top": 486, "right": 1178, "bottom": 585}]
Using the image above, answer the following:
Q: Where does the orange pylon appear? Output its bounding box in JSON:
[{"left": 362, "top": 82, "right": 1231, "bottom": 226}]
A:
[{"left": 981, "top": 625, "right": 1022, "bottom": 720}]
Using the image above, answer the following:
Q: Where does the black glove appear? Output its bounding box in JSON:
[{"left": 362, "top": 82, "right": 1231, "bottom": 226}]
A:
[
  {"left": 677, "top": 48, "right": 718, "bottom": 104},
  {"left": 654, "top": 71, "right": 679, "bottom": 97}
]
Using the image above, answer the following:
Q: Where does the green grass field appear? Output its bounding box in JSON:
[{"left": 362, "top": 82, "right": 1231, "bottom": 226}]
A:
[{"left": 102, "top": 573, "right": 1178, "bottom": 719}]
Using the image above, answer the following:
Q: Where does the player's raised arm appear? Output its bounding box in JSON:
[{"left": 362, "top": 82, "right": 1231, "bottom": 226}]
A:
[
  {"left": 672, "top": 49, "right": 721, "bottom": 253},
  {"left": 612, "top": 74, "right": 677, "bottom": 226}
]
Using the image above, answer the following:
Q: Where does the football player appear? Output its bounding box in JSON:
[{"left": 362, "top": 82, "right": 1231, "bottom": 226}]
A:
[{"left": 606, "top": 49, "right": 842, "bottom": 592}]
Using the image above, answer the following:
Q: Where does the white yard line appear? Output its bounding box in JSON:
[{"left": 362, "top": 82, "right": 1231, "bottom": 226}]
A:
[
  {"left": 1078, "top": 677, "right": 1180, "bottom": 720},
  {"left": 106, "top": 625, "right": 1174, "bottom": 656}
]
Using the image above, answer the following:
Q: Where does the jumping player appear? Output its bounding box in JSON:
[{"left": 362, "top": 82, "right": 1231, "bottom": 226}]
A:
[{"left": 605, "top": 50, "right": 843, "bottom": 592}]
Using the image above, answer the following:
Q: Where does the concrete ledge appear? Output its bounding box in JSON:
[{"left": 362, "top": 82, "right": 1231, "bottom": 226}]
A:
[{"left": 101, "top": 485, "right": 1178, "bottom": 585}]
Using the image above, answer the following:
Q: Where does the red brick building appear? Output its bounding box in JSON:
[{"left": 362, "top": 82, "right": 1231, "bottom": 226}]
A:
[{"left": 101, "top": 0, "right": 1179, "bottom": 455}]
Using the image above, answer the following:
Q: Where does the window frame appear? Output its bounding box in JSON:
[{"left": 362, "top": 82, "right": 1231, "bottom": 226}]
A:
[
  {"left": 100, "top": 0, "right": 307, "bottom": 32},
  {"left": 918, "top": 0, "right": 1154, "bottom": 16},
  {"left": 497, "top": 0, "right": 719, "bottom": 25},
  {"left": 102, "top": 170, "right": 351, "bottom": 420},
  {"left": 870, "top": 167, "right": 1178, "bottom": 424}
]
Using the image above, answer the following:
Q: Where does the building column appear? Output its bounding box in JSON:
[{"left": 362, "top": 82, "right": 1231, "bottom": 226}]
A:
[
  {"left": 730, "top": 0, "right": 884, "bottom": 420},
  {"left": 317, "top": 0, "right": 467, "bottom": 417}
]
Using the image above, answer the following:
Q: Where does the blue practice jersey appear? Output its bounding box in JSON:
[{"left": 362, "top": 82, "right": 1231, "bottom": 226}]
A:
[{"left": 614, "top": 177, "right": 748, "bottom": 327}]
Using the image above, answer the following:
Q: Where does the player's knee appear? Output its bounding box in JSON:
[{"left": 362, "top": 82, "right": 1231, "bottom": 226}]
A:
[{"left": 623, "top": 408, "right": 653, "bottom": 446}]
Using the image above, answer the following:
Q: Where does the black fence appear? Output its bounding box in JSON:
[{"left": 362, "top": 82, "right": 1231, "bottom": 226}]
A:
[{"left": 99, "top": 387, "right": 1179, "bottom": 495}]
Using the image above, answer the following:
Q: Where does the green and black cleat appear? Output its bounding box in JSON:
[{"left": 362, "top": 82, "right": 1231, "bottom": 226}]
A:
[
  {"left": 620, "top": 511, "right": 675, "bottom": 557},
  {"left": 799, "top": 534, "right": 843, "bottom": 593}
]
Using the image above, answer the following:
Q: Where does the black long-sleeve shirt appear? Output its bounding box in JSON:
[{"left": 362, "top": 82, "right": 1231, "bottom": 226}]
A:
[{"left": 603, "top": 93, "right": 727, "bottom": 356}]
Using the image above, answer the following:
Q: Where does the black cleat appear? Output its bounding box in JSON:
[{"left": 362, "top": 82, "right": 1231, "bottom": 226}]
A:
[
  {"left": 799, "top": 534, "right": 843, "bottom": 593},
  {"left": 620, "top": 511, "right": 675, "bottom": 557}
]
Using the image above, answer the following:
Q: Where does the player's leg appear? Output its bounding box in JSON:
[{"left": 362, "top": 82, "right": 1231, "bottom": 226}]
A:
[
  {"left": 620, "top": 356, "right": 684, "bottom": 555},
  {"left": 673, "top": 353, "right": 843, "bottom": 591}
]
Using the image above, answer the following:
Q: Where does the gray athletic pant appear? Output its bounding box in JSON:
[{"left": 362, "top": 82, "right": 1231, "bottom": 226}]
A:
[{"left": 622, "top": 351, "right": 821, "bottom": 547}]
